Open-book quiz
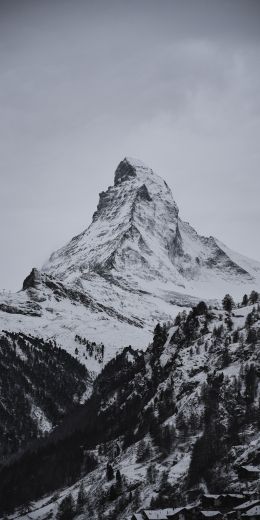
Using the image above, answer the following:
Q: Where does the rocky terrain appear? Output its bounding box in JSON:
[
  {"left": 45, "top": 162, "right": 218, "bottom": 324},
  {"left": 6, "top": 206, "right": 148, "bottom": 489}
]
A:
[
  {"left": 0, "top": 331, "right": 90, "bottom": 460},
  {"left": 0, "top": 158, "right": 260, "bottom": 520},
  {"left": 0, "top": 293, "right": 259, "bottom": 519},
  {"left": 0, "top": 158, "right": 259, "bottom": 377}
]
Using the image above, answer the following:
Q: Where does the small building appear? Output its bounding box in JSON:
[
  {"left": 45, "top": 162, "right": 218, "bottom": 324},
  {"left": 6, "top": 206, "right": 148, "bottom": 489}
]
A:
[
  {"left": 237, "top": 466, "right": 260, "bottom": 481},
  {"left": 241, "top": 505, "right": 260, "bottom": 520},
  {"left": 199, "top": 511, "right": 222, "bottom": 520},
  {"left": 226, "top": 511, "right": 237, "bottom": 520},
  {"left": 142, "top": 509, "right": 176, "bottom": 520},
  {"left": 220, "top": 495, "right": 246, "bottom": 511},
  {"left": 167, "top": 508, "right": 185, "bottom": 520},
  {"left": 234, "top": 500, "right": 260, "bottom": 519},
  {"left": 200, "top": 496, "right": 222, "bottom": 510},
  {"left": 200, "top": 495, "right": 246, "bottom": 512},
  {"left": 177, "top": 505, "right": 200, "bottom": 520}
]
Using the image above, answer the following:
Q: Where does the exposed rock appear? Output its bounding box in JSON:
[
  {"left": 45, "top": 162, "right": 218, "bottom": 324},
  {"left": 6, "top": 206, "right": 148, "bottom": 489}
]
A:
[{"left": 22, "top": 268, "right": 42, "bottom": 290}]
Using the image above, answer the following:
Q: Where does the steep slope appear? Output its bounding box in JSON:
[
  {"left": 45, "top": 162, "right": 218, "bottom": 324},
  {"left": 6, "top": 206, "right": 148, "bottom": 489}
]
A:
[
  {"left": 0, "top": 157, "right": 259, "bottom": 370},
  {"left": 0, "top": 331, "right": 90, "bottom": 461},
  {"left": 0, "top": 268, "right": 152, "bottom": 367},
  {"left": 43, "top": 157, "right": 260, "bottom": 301},
  {"left": 1, "top": 297, "right": 260, "bottom": 517}
]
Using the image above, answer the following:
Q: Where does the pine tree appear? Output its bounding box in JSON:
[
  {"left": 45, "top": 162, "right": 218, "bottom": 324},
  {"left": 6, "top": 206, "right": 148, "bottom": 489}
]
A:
[
  {"left": 136, "top": 440, "right": 150, "bottom": 462},
  {"left": 195, "top": 301, "right": 208, "bottom": 315},
  {"left": 249, "top": 290, "right": 259, "bottom": 304},
  {"left": 146, "top": 463, "right": 157, "bottom": 484},
  {"left": 133, "top": 488, "right": 141, "bottom": 509},
  {"left": 57, "top": 494, "right": 75, "bottom": 520},
  {"left": 153, "top": 323, "right": 168, "bottom": 349},
  {"left": 76, "top": 481, "right": 85, "bottom": 514},
  {"left": 116, "top": 469, "right": 122, "bottom": 490},
  {"left": 106, "top": 463, "right": 114, "bottom": 481},
  {"left": 242, "top": 294, "right": 248, "bottom": 306},
  {"left": 222, "top": 294, "right": 235, "bottom": 312}
]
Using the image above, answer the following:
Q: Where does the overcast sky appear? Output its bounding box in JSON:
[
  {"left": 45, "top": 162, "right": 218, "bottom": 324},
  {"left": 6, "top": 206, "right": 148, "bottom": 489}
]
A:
[{"left": 1, "top": 0, "right": 260, "bottom": 291}]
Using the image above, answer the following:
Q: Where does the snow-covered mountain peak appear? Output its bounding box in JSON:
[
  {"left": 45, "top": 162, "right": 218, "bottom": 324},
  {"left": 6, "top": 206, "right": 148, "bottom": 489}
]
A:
[
  {"left": 1, "top": 157, "right": 260, "bottom": 368},
  {"left": 44, "top": 158, "right": 180, "bottom": 284},
  {"left": 42, "top": 158, "right": 260, "bottom": 304},
  {"left": 114, "top": 157, "right": 154, "bottom": 186}
]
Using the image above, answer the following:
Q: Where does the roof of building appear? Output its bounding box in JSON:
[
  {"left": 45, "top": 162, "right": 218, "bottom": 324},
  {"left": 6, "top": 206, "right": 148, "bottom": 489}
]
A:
[
  {"left": 202, "top": 494, "right": 245, "bottom": 500},
  {"left": 227, "top": 495, "right": 246, "bottom": 499},
  {"left": 143, "top": 509, "right": 176, "bottom": 520},
  {"left": 241, "top": 465, "right": 259, "bottom": 473},
  {"left": 242, "top": 506, "right": 260, "bottom": 517},
  {"left": 203, "top": 495, "right": 221, "bottom": 500},
  {"left": 201, "top": 512, "right": 222, "bottom": 518},
  {"left": 235, "top": 500, "right": 260, "bottom": 511}
]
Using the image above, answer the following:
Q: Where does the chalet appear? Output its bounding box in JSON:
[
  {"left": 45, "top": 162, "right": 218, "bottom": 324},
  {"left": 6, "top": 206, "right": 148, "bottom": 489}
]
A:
[
  {"left": 200, "top": 496, "right": 222, "bottom": 510},
  {"left": 167, "top": 507, "right": 185, "bottom": 520},
  {"left": 142, "top": 509, "right": 176, "bottom": 520},
  {"left": 219, "top": 495, "right": 246, "bottom": 511},
  {"left": 199, "top": 511, "right": 222, "bottom": 520},
  {"left": 234, "top": 500, "right": 260, "bottom": 519},
  {"left": 200, "top": 495, "right": 245, "bottom": 512},
  {"left": 241, "top": 505, "right": 260, "bottom": 520},
  {"left": 176, "top": 505, "right": 200, "bottom": 520},
  {"left": 237, "top": 466, "right": 260, "bottom": 481},
  {"left": 226, "top": 511, "right": 237, "bottom": 520}
]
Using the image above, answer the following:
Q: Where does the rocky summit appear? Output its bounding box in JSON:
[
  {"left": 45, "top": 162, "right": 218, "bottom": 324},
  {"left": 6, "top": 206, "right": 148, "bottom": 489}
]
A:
[
  {"left": 0, "top": 158, "right": 260, "bottom": 371},
  {"left": 0, "top": 157, "right": 260, "bottom": 520}
]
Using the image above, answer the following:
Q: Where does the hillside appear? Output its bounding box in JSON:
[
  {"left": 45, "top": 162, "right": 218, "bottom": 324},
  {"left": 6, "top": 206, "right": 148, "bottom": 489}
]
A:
[
  {"left": 1, "top": 291, "right": 259, "bottom": 518},
  {"left": 0, "top": 331, "right": 91, "bottom": 460},
  {"left": 0, "top": 158, "right": 259, "bottom": 377}
]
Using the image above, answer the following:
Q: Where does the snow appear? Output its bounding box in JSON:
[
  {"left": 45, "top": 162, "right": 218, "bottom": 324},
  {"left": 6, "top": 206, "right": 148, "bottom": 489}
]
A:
[
  {"left": 143, "top": 509, "right": 175, "bottom": 520},
  {"left": 4, "top": 302, "right": 260, "bottom": 520},
  {"left": 30, "top": 404, "right": 52, "bottom": 433},
  {"left": 241, "top": 465, "right": 259, "bottom": 472},
  {"left": 1, "top": 157, "right": 260, "bottom": 379},
  {"left": 242, "top": 506, "right": 260, "bottom": 517},
  {"left": 235, "top": 500, "right": 260, "bottom": 511},
  {"left": 201, "top": 512, "right": 222, "bottom": 517}
]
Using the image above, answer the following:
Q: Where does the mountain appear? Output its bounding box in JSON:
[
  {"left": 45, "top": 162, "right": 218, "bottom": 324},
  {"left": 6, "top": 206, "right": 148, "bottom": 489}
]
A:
[
  {"left": 0, "top": 331, "right": 90, "bottom": 461},
  {"left": 43, "top": 157, "right": 260, "bottom": 302},
  {"left": 1, "top": 299, "right": 260, "bottom": 517},
  {"left": 0, "top": 157, "right": 259, "bottom": 370}
]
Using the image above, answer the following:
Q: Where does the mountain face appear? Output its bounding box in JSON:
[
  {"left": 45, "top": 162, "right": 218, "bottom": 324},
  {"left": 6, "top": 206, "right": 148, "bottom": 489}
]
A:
[
  {"left": 0, "top": 157, "right": 260, "bottom": 519},
  {"left": 0, "top": 157, "right": 260, "bottom": 366},
  {"left": 1, "top": 300, "right": 260, "bottom": 517},
  {"left": 43, "top": 157, "right": 260, "bottom": 300},
  {"left": 0, "top": 331, "right": 90, "bottom": 461}
]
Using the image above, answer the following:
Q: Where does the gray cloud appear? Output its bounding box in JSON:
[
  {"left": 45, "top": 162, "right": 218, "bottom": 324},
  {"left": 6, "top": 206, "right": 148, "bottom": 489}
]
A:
[{"left": 0, "top": 0, "right": 260, "bottom": 290}]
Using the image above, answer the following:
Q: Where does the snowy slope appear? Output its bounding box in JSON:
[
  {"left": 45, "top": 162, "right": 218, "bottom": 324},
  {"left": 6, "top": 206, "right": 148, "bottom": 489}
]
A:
[
  {"left": 43, "top": 157, "right": 260, "bottom": 301},
  {"left": 0, "top": 157, "right": 259, "bottom": 374},
  {"left": 3, "top": 301, "right": 260, "bottom": 518}
]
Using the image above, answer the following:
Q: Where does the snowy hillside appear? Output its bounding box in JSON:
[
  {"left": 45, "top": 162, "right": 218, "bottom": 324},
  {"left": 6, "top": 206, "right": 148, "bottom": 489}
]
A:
[
  {"left": 0, "top": 158, "right": 259, "bottom": 376},
  {"left": 43, "top": 157, "right": 260, "bottom": 301},
  {"left": 1, "top": 297, "right": 260, "bottom": 518},
  {"left": 0, "top": 331, "right": 90, "bottom": 460}
]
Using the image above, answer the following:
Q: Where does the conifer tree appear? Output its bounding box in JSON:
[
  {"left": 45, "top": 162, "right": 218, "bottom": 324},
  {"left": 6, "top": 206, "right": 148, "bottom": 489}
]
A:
[
  {"left": 222, "top": 294, "right": 235, "bottom": 312},
  {"left": 57, "top": 494, "right": 75, "bottom": 520},
  {"left": 106, "top": 463, "right": 114, "bottom": 481},
  {"left": 249, "top": 290, "right": 259, "bottom": 304},
  {"left": 242, "top": 294, "right": 248, "bottom": 306},
  {"left": 76, "top": 481, "right": 85, "bottom": 514}
]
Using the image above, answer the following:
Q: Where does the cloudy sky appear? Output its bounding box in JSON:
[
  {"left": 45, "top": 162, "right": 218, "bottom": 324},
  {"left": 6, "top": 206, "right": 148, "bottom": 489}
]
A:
[{"left": 1, "top": 0, "right": 260, "bottom": 291}]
